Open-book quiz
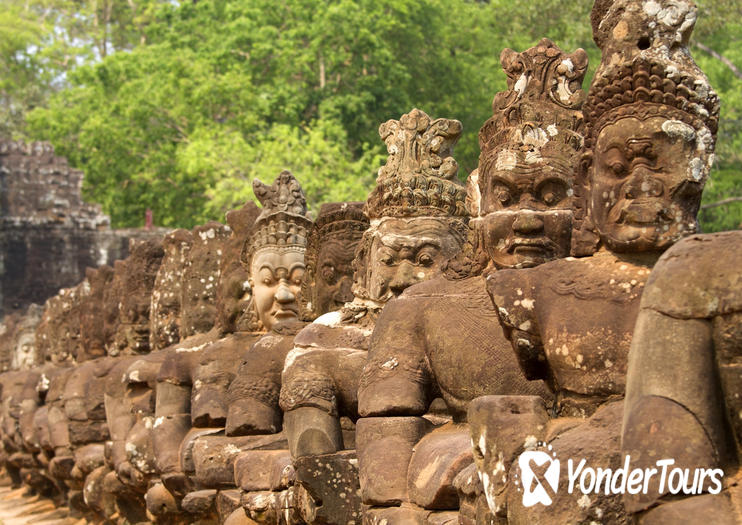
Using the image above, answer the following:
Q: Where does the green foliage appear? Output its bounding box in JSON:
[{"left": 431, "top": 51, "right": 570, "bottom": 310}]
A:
[
  {"left": 11, "top": 0, "right": 742, "bottom": 231},
  {"left": 0, "top": 0, "right": 167, "bottom": 138},
  {"left": 692, "top": 1, "right": 742, "bottom": 231},
  {"left": 0, "top": 0, "right": 54, "bottom": 136}
]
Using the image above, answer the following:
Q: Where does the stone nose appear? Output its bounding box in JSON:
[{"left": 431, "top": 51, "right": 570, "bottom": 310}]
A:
[
  {"left": 274, "top": 280, "right": 296, "bottom": 304},
  {"left": 389, "top": 261, "right": 417, "bottom": 296},
  {"left": 625, "top": 169, "right": 664, "bottom": 199},
  {"left": 512, "top": 212, "right": 545, "bottom": 234},
  {"left": 336, "top": 276, "right": 354, "bottom": 304}
]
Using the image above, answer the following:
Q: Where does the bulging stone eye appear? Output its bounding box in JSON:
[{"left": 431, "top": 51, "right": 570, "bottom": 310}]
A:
[
  {"left": 378, "top": 253, "right": 394, "bottom": 266},
  {"left": 417, "top": 253, "right": 434, "bottom": 266},
  {"left": 321, "top": 265, "right": 336, "bottom": 284},
  {"left": 539, "top": 180, "right": 567, "bottom": 206},
  {"left": 492, "top": 185, "right": 512, "bottom": 206}
]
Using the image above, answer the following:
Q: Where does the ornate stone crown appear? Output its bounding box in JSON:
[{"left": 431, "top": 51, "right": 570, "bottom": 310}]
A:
[
  {"left": 475, "top": 38, "right": 587, "bottom": 215},
  {"left": 243, "top": 170, "right": 313, "bottom": 268},
  {"left": 583, "top": 0, "right": 720, "bottom": 151},
  {"left": 365, "top": 108, "right": 468, "bottom": 219}
]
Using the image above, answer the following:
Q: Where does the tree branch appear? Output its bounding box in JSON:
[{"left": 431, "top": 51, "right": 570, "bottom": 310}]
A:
[
  {"left": 694, "top": 42, "right": 742, "bottom": 80},
  {"left": 702, "top": 195, "right": 742, "bottom": 210}
]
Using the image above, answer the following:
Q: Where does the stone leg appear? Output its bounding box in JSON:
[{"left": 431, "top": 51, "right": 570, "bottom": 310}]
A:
[
  {"left": 153, "top": 382, "right": 191, "bottom": 490},
  {"left": 226, "top": 333, "right": 298, "bottom": 437},
  {"left": 294, "top": 450, "right": 362, "bottom": 524},
  {"left": 466, "top": 395, "right": 549, "bottom": 519},
  {"left": 358, "top": 297, "right": 433, "bottom": 418},
  {"left": 407, "top": 423, "right": 474, "bottom": 511},
  {"left": 637, "top": 493, "right": 739, "bottom": 525}
]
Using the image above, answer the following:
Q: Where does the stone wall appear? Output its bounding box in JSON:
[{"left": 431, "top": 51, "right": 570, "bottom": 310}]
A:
[{"left": 0, "top": 139, "right": 165, "bottom": 317}]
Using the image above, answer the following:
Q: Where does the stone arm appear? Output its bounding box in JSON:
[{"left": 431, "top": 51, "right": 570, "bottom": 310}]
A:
[
  {"left": 622, "top": 308, "right": 736, "bottom": 516},
  {"left": 18, "top": 371, "right": 42, "bottom": 453},
  {"left": 63, "top": 359, "right": 115, "bottom": 447},
  {"left": 358, "top": 297, "right": 434, "bottom": 417},
  {"left": 46, "top": 374, "right": 72, "bottom": 458},
  {"left": 226, "top": 331, "right": 298, "bottom": 436},
  {"left": 104, "top": 358, "right": 137, "bottom": 477},
  {"left": 153, "top": 349, "right": 198, "bottom": 476},
  {"left": 191, "top": 333, "right": 258, "bottom": 428},
  {"left": 622, "top": 233, "right": 742, "bottom": 521},
  {"left": 485, "top": 269, "right": 548, "bottom": 382}
]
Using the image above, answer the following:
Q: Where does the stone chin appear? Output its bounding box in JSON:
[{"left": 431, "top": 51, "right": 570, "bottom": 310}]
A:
[
  {"left": 480, "top": 210, "right": 573, "bottom": 270},
  {"left": 599, "top": 220, "right": 697, "bottom": 253}
]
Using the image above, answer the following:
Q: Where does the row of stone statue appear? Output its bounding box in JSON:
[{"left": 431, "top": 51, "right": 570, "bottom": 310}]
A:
[{"left": 1, "top": 0, "right": 740, "bottom": 523}]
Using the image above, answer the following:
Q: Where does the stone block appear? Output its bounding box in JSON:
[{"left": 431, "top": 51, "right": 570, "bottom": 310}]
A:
[
  {"left": 217, "top": 489, "right": 243, "bottom": 522},
  {"left": 182, "top": 488, "right": 217, "bottom": 516},
  {"left": 295, "top": 450, "right": 361, "bottom": 524},
  {"left": 234, "top": 449, "right": 292, "bottom": 491}
]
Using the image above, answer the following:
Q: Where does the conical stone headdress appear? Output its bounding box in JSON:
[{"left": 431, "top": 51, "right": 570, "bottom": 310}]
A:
[{"left": 242, "top": 170, "right": 313, "bottom": 270}]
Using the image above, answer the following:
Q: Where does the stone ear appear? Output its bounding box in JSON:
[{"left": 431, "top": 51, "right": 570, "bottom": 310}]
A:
[{"left": 299, "top": 263, "right": 317, "bottom": 321}]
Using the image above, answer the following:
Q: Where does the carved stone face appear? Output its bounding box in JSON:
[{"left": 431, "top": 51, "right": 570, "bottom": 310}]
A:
[
  {"left": 151, "top": 293, "right": 180, "bottom": 350},
  {"left": 150, "top": 234, "right": 190, "bottom": 350},
  {"left": 119, "top": 297, "right": 151, "bottom": 353},
  {"left": 313, "top": 237, "right": 357, "bottom": 314},
  {"left": 181, "top": 280, "right": 218, "bottom": 336},
  {"left": 219, "top": 264, "right": 252, "bottom": 333},
  {"left": 480, "top": 147, "right": 573, "bottom": 269},
  {"left": 367, "top": 218, "right": 463, "bottom": 302},
  {"left": 180, "top": 224, "right": 228, "bottom": 338},
  {"left": 589, "top": 115, "right": 704, "bottom": 252},
  {"left": 12, "top": 332, "right": 36, "bottom": 370},
  {"left": 250, "top": 248, "right": 305, "bottom": 330}
]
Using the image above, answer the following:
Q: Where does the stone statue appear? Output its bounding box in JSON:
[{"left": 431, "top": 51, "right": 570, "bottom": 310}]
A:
[
  {"left": 36, "top": 281, "right": 88, "bottom": 366},
  {"left": 479, "top": 1, "right": 719, "bottom": 522},
  {"left": 355, "top": 39, "right": 587, "bottom": 523},
  {"left": 299, "top": 202, "right": 368, "bottom": 321},
  {"left": 149, "top": 229, "right": 193, "bottom": 351},
  {"left": 148, "top": 173, "right": 313, "bottom": 522},
  {"left": 0, "top": 304, "right": 43, "bottom": 372},
  {"left": 110, "top": 218, "right": 232, "bottom": 520},
  {"left": 222, "top": 201, "right": 367, "bottom": 524},
  {"left": 79, "top": 265, "right": 115, "bottom": 361},
  {"left": 226, "top": 200, "right": 367, "bottom": 438},
  {"left": 180, "top": 222, "right": 231, "bottom": 338},
  {"left": 110, "top": 239, "right": 165, "bottom": 356},
  {"left": 42, "top": 239, "right": 162, "bottom": 519},
  {"left": 622, "top": 231, "right": 742, "bottom": 524},
  {"left": 277, "top": 108, "right": 468, "bottom": 524}
]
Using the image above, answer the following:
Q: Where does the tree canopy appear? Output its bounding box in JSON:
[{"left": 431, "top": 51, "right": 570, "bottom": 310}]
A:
[{"left": 2, "top": 0, "right": 740, "bottom": 230}]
